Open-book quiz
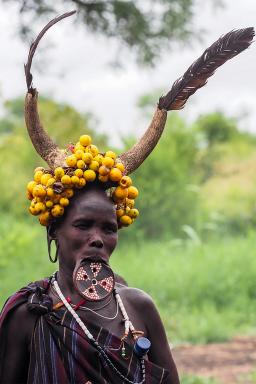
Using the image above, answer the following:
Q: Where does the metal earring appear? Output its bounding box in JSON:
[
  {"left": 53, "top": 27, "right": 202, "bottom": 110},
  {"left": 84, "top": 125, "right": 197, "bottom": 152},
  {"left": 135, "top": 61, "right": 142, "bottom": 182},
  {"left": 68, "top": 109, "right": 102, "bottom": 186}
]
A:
[{"left": 48, "top": 238, "right": 58, "bottom": 263}]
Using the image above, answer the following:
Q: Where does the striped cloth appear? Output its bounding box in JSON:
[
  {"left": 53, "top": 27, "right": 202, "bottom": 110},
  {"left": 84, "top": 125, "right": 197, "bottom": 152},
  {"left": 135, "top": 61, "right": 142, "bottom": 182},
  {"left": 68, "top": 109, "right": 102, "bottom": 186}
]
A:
[{"left": 0, "top": 279, "right": 171, "bottom": 383}]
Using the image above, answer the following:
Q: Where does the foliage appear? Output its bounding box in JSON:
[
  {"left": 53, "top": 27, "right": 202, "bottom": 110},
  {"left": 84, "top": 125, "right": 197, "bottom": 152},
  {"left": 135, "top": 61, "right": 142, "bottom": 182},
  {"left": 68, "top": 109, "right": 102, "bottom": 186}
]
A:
[
  {"left": 181, "top": 376, "right": 218, "bottom": 384},
  {"left": 195, "top": 111, "right": 239, "bottom": 147},
  {"left": 121, "top": 113, "right": 200, "bottom": 239},
  {"left": 3, "top": 0, "right": 222, "bottom": 65}
]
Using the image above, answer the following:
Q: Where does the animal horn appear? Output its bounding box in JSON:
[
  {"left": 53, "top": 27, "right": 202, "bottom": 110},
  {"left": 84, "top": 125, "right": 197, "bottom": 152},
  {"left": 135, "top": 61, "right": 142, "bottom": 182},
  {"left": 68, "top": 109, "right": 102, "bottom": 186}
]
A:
[
  {"left": 24, "top": 11, "right": 76, "bottom": 170},
  {"left": 120, "top": 27, "right": 255, "bottom": 175}
]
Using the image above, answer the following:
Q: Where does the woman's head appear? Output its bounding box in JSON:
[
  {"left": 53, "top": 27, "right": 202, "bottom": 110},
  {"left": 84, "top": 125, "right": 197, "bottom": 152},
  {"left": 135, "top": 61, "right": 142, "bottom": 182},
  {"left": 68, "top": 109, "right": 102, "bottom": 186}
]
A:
[{"left": 48, "top": 185, "right": 118, "bottom": 272}]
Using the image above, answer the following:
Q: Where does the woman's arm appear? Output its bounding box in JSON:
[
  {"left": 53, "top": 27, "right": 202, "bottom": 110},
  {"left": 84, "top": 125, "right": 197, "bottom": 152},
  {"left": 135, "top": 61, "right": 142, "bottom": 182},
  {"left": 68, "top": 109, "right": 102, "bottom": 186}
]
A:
[
  {"left": 0, "top": 304, "right": 35, "bottom": 384},
  {"left": 145, "top": 298, "right": 180, "bottom": 383},
  {"left": 127, "top": 287, "right": 180, "bottom": 384}
]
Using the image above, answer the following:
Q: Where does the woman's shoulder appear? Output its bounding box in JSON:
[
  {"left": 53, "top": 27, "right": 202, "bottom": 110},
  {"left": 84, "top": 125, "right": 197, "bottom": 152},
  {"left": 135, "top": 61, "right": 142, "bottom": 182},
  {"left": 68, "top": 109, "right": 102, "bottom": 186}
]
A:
[{"left": 116, "top": 283, "right": 155, "bottom": 308}]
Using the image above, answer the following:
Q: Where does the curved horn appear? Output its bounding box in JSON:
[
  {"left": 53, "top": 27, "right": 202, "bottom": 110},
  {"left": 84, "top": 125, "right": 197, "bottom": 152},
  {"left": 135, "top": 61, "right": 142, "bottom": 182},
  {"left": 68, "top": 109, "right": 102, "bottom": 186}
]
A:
[
  {"left": 24, "top": 11, "right": 76, "bottom": 170},
  {"left": 120, "top": 27, "right": 255, "bottom": 175},
  {"left": 119, "top": 108, "right": 167, "bottom": 175}
]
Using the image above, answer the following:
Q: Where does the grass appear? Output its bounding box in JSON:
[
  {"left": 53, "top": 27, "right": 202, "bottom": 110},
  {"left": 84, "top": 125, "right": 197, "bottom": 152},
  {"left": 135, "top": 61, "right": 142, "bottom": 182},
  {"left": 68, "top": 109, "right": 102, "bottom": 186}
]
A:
[
  {"left": 1, "top": 216, "right": 256, "bottom": 344},
  {"left": 181, "top": 376, "right": 218, "bottom": 384}
]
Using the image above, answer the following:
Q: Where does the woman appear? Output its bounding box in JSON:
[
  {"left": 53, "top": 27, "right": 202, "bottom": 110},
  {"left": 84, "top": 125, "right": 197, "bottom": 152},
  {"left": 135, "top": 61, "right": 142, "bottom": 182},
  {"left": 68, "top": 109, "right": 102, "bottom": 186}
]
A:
[
  {"left": 0, "top": 11, "right": 253, "bottom": 384},
  {"left": 0, "top": 183, "right": 180, "bottom": 383}
]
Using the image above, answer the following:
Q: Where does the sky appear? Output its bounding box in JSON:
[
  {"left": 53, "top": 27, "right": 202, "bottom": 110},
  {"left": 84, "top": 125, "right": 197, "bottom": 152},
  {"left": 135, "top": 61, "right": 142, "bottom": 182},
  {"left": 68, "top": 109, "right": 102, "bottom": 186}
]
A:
[{"left": 0, "top": 0, "right": 255, "bottom": 147}]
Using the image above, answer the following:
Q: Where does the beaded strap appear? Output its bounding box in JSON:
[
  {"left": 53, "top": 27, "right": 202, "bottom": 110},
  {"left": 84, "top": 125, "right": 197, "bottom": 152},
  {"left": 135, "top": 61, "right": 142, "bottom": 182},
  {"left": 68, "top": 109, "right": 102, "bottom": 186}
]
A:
[{"left": 52, "top": 279, "right": 146, "bottom": 384}]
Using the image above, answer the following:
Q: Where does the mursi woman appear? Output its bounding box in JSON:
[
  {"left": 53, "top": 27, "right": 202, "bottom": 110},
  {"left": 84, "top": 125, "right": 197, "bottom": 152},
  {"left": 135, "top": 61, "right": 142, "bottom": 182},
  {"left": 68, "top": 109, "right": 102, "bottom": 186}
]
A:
[{"left": 0, "top": 11, "right": 254, "bottom": 384}]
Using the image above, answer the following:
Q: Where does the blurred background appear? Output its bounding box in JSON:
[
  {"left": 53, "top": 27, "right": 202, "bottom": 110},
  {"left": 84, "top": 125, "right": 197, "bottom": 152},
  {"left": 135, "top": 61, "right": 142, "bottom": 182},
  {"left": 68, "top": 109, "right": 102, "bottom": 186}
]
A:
[{"left": 0, "top": 1, "right": 256, "bottom": 383}]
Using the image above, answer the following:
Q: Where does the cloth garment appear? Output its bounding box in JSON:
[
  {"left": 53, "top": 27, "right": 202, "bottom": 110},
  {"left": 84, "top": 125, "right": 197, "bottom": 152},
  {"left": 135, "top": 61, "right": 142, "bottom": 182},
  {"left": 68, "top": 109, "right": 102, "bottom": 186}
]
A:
[{"left": 0, "top": 279, "right": 171, "bottom": 383}]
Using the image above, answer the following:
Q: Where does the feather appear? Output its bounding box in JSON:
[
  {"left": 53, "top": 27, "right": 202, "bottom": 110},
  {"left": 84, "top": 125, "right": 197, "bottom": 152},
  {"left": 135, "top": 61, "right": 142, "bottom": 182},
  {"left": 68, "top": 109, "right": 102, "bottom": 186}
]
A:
[
  {"left": 158, "top": 27, "right": 255, "bottom": 111},
  {"left": 24, "top": 10, "right": 76, "bottom": 94}
]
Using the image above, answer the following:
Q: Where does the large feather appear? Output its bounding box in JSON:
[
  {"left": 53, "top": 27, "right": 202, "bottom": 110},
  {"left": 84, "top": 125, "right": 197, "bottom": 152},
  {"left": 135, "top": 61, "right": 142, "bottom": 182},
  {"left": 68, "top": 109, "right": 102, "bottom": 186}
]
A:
[{"left": 158, "top": 27, "right": 255, "bottom": 111}]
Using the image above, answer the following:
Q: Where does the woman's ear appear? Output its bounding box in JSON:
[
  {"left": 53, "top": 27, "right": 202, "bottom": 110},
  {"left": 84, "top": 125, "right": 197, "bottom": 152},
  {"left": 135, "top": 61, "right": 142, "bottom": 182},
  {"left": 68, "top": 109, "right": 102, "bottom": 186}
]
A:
[{"left": 47, "top": 223, "right": 57, "bottom": 241}]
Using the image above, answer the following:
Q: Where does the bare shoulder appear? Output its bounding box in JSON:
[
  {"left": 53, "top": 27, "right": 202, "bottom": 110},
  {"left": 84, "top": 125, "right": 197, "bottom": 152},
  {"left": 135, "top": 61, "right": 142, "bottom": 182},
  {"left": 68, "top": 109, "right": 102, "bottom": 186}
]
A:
[{"left": 116, "top": 284, "right": 156, "bottom": 309}]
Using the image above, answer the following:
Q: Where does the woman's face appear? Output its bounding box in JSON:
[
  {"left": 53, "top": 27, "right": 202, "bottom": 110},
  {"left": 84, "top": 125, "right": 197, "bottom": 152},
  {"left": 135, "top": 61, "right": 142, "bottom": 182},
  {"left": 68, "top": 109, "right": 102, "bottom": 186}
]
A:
[{"left": 54, "top": 187, "right": 118, "bottom": 272}]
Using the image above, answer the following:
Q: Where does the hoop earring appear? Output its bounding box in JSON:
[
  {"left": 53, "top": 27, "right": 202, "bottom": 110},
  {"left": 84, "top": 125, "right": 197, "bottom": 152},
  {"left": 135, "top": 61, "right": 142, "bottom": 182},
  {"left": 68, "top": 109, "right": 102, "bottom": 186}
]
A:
[{"left": 48, "top": 238, "right": 59, "bottom": 263}]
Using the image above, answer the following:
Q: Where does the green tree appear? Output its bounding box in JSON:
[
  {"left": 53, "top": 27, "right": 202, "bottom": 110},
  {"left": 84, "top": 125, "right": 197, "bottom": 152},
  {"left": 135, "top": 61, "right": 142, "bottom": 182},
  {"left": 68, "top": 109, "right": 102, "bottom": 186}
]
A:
[
  {"left": 195, "top": 111, "right": 238, "bottom": 147},
  {"left": 4, "top": 0, "right": 222, "bottom": 65},
  {"left": 122, "top": 113, "right": 199, "bottom": 239}
]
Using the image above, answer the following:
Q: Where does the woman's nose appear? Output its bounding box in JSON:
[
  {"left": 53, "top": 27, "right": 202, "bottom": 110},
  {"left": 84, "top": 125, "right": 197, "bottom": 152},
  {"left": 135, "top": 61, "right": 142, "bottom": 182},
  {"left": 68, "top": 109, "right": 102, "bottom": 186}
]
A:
[{"left": 89, "top": 238, "right": 103, "bottom": 248}]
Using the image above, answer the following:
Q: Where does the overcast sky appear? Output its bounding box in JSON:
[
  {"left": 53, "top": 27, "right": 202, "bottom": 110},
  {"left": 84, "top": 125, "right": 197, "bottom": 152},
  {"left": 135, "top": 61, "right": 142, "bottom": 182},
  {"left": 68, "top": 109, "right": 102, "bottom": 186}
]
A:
[{"left": 0, "top": 0, "right": 255, "bottom": 146}]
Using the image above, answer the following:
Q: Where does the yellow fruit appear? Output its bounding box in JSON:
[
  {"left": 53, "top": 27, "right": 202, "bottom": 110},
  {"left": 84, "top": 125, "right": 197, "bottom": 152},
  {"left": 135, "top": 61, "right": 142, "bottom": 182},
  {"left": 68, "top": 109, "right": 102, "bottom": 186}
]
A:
[
  {"left": 98, "top": 175, "right": 109, "bottom": 183},
  {"left": 74, "top": 169, "right": 84, "bottom": 178},
  {"left": 128, "top": 186, "right": 139, "bottom": 199},
  {"left": 46, "top": 177, "right": 56, "bottom": 187},
  {"left": 66, "top": 155, "right": 77, "bottom": 167},
  {"left": 33, "top": 184, "right": 46, "bottom": 198},
  {"left": 27, "top": 190, "right": 33, "bottom": 200},
  {"left": 119, "top": 215, "right": 132, "bottom": 226},
  {"left": 46, "top": 188, "right": 54, "bottom": 197},
  {"left": 75, "top": 143, "right": 85, "bottom": 152},
  {"left": 102, "top": 156, "right": 114, "bottom": 168},
  {"left": 52, "top": 194, "right": 61, "bottom": 204},
  {"left": 51, "top": 204, "right": 64, "bottom": 218},
  {"left": 113, "top": 186, "right": 128, "bottom": 201},
  {"left": 84, "top": 170, "right": 96, "bottom": 182},
  {"left": 71, "top": 175, "right": 80, "bottom": 185},
  {"left": 126, "top": 198, "right": 135, "bottom": 208},
  {"left": 77, "top": 178, "right": 86, "bottom": 188},
  {"left": 105, "top": 151, "right": 116, "bottom": 160},
  {"left": 64, "top": 189, "right": 74, "bottom": 198},
  {"left": 82, "top": 153, "right": 93, "bottom": 164},
  {"left": 39, "top": 211, "right": 51, "bottom": 226},
  {"left": 60, "top": 197, "right": 70, "bottom": 207},
  {"left": 61, "top": 175, "right": 72, "bottom": 185},
  {"left": 74, "top": 149, "right": 84, "bottom": 160},
  {"left": 89, "top": 160, "right": 99, "bottom": 171},
  {"left": 34, "top": 170, "right": 44, "bottom": 183},
  {"left": 76, "top": 160, "right": 86, "bottom": 169},
  {"left": 88, "top": 145, "right": 98, "bottom": 156},
  {"left": 27, "top": 181, "right": 37, "bottom": 193},
  {"left": 120, "top": 176, "right": 132, "bottom": 188},
  {"left": 34, "top": 167, "right": 44, "bottom": 173},
  {"left": 46, "top": 200, "right": 54, "bottom": 208},
  {"left": 99, "top": 165, "right": 110, "bottom": 176},
  {"left": 116, "top": 208, "right": 125, "bottom": 218},
  {"left": 41, "top": 173, "right": 52, "bottom": 186},
  {"left": 109, "top": 168, "right": 122, "bottom": 182},
  {"left": 94, "top": 154, "right": 103, "bottom": 165},
  {"left": 115, "top": 163, "right": 125, "bottom": 173},
  {"left": 29, "top": 205, "right": 38, "bottom": 216},
  {"left": 54, "top": 167, "right": 65, "bottom": 179},
  {"left": 35, "top": 202, "right": 46, "bottom": 213},
  {"left": 79, "top": 135, "right": 92, "bottom": 147},
  {"left": 128, "top": 208, "right": 139, "bottom": 218}
]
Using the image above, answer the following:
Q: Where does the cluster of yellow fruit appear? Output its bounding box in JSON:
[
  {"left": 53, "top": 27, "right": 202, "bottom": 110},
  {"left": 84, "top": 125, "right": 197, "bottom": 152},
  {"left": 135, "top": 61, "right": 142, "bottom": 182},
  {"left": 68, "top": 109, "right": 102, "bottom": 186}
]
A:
[{"left": 27, "top": 135, "right": 139, "bottom": 227}]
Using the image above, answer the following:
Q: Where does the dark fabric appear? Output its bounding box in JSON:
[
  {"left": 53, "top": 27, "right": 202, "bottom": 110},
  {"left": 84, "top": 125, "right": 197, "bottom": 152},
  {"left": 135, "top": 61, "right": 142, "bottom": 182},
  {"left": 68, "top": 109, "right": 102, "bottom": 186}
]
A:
[{"left": 0, "top": 279, "right": 171, "bottom": 384}]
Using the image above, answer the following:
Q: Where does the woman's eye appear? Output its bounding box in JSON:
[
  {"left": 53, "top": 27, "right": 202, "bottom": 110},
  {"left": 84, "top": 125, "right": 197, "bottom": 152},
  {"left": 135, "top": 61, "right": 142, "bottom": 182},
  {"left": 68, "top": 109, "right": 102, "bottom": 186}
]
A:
[
  {"left": 105, "top": 225, "right": 117, "bottom": 233},
  {"left": 74, "top": 221, "right": 91, "bottom": 229}
]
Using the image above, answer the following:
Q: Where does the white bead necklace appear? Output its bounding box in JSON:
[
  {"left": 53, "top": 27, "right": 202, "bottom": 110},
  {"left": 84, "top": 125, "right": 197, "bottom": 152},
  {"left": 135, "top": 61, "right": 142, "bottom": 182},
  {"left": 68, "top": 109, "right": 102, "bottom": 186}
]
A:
[{"left": 52, "top": 278, "right": 146, "bottom": 384}]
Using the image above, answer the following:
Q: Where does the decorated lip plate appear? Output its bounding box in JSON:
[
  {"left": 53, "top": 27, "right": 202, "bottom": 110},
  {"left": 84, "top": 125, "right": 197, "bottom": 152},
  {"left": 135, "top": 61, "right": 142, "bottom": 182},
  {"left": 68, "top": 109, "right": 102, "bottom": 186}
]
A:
[{"left": 73, "top": 260, "right": 115, "bottom": 301}]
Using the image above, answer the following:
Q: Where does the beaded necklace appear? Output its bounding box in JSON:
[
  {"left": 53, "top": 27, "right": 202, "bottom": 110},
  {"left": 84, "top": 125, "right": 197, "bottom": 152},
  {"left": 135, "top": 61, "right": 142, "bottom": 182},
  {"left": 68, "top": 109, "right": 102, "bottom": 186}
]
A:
[
  {"left": 51, "top": 283, "right": 119, "bottom": 320},
  {"left": 52, "top": 277, "right": 146, "bottom": 384}
]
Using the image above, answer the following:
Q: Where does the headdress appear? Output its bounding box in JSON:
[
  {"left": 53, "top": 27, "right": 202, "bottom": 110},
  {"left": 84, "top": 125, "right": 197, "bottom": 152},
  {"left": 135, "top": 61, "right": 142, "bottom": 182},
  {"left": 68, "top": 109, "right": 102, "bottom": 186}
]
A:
[{"left": 24, "top": 11, "right": 254, "bottom": 227}]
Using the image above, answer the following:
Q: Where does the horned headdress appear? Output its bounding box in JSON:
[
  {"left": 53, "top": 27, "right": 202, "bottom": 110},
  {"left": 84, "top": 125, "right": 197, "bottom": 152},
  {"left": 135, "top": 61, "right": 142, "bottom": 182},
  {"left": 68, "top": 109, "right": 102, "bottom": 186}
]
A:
[{"left": 24, "top": 11, "right": 255, "bottom": 227}]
